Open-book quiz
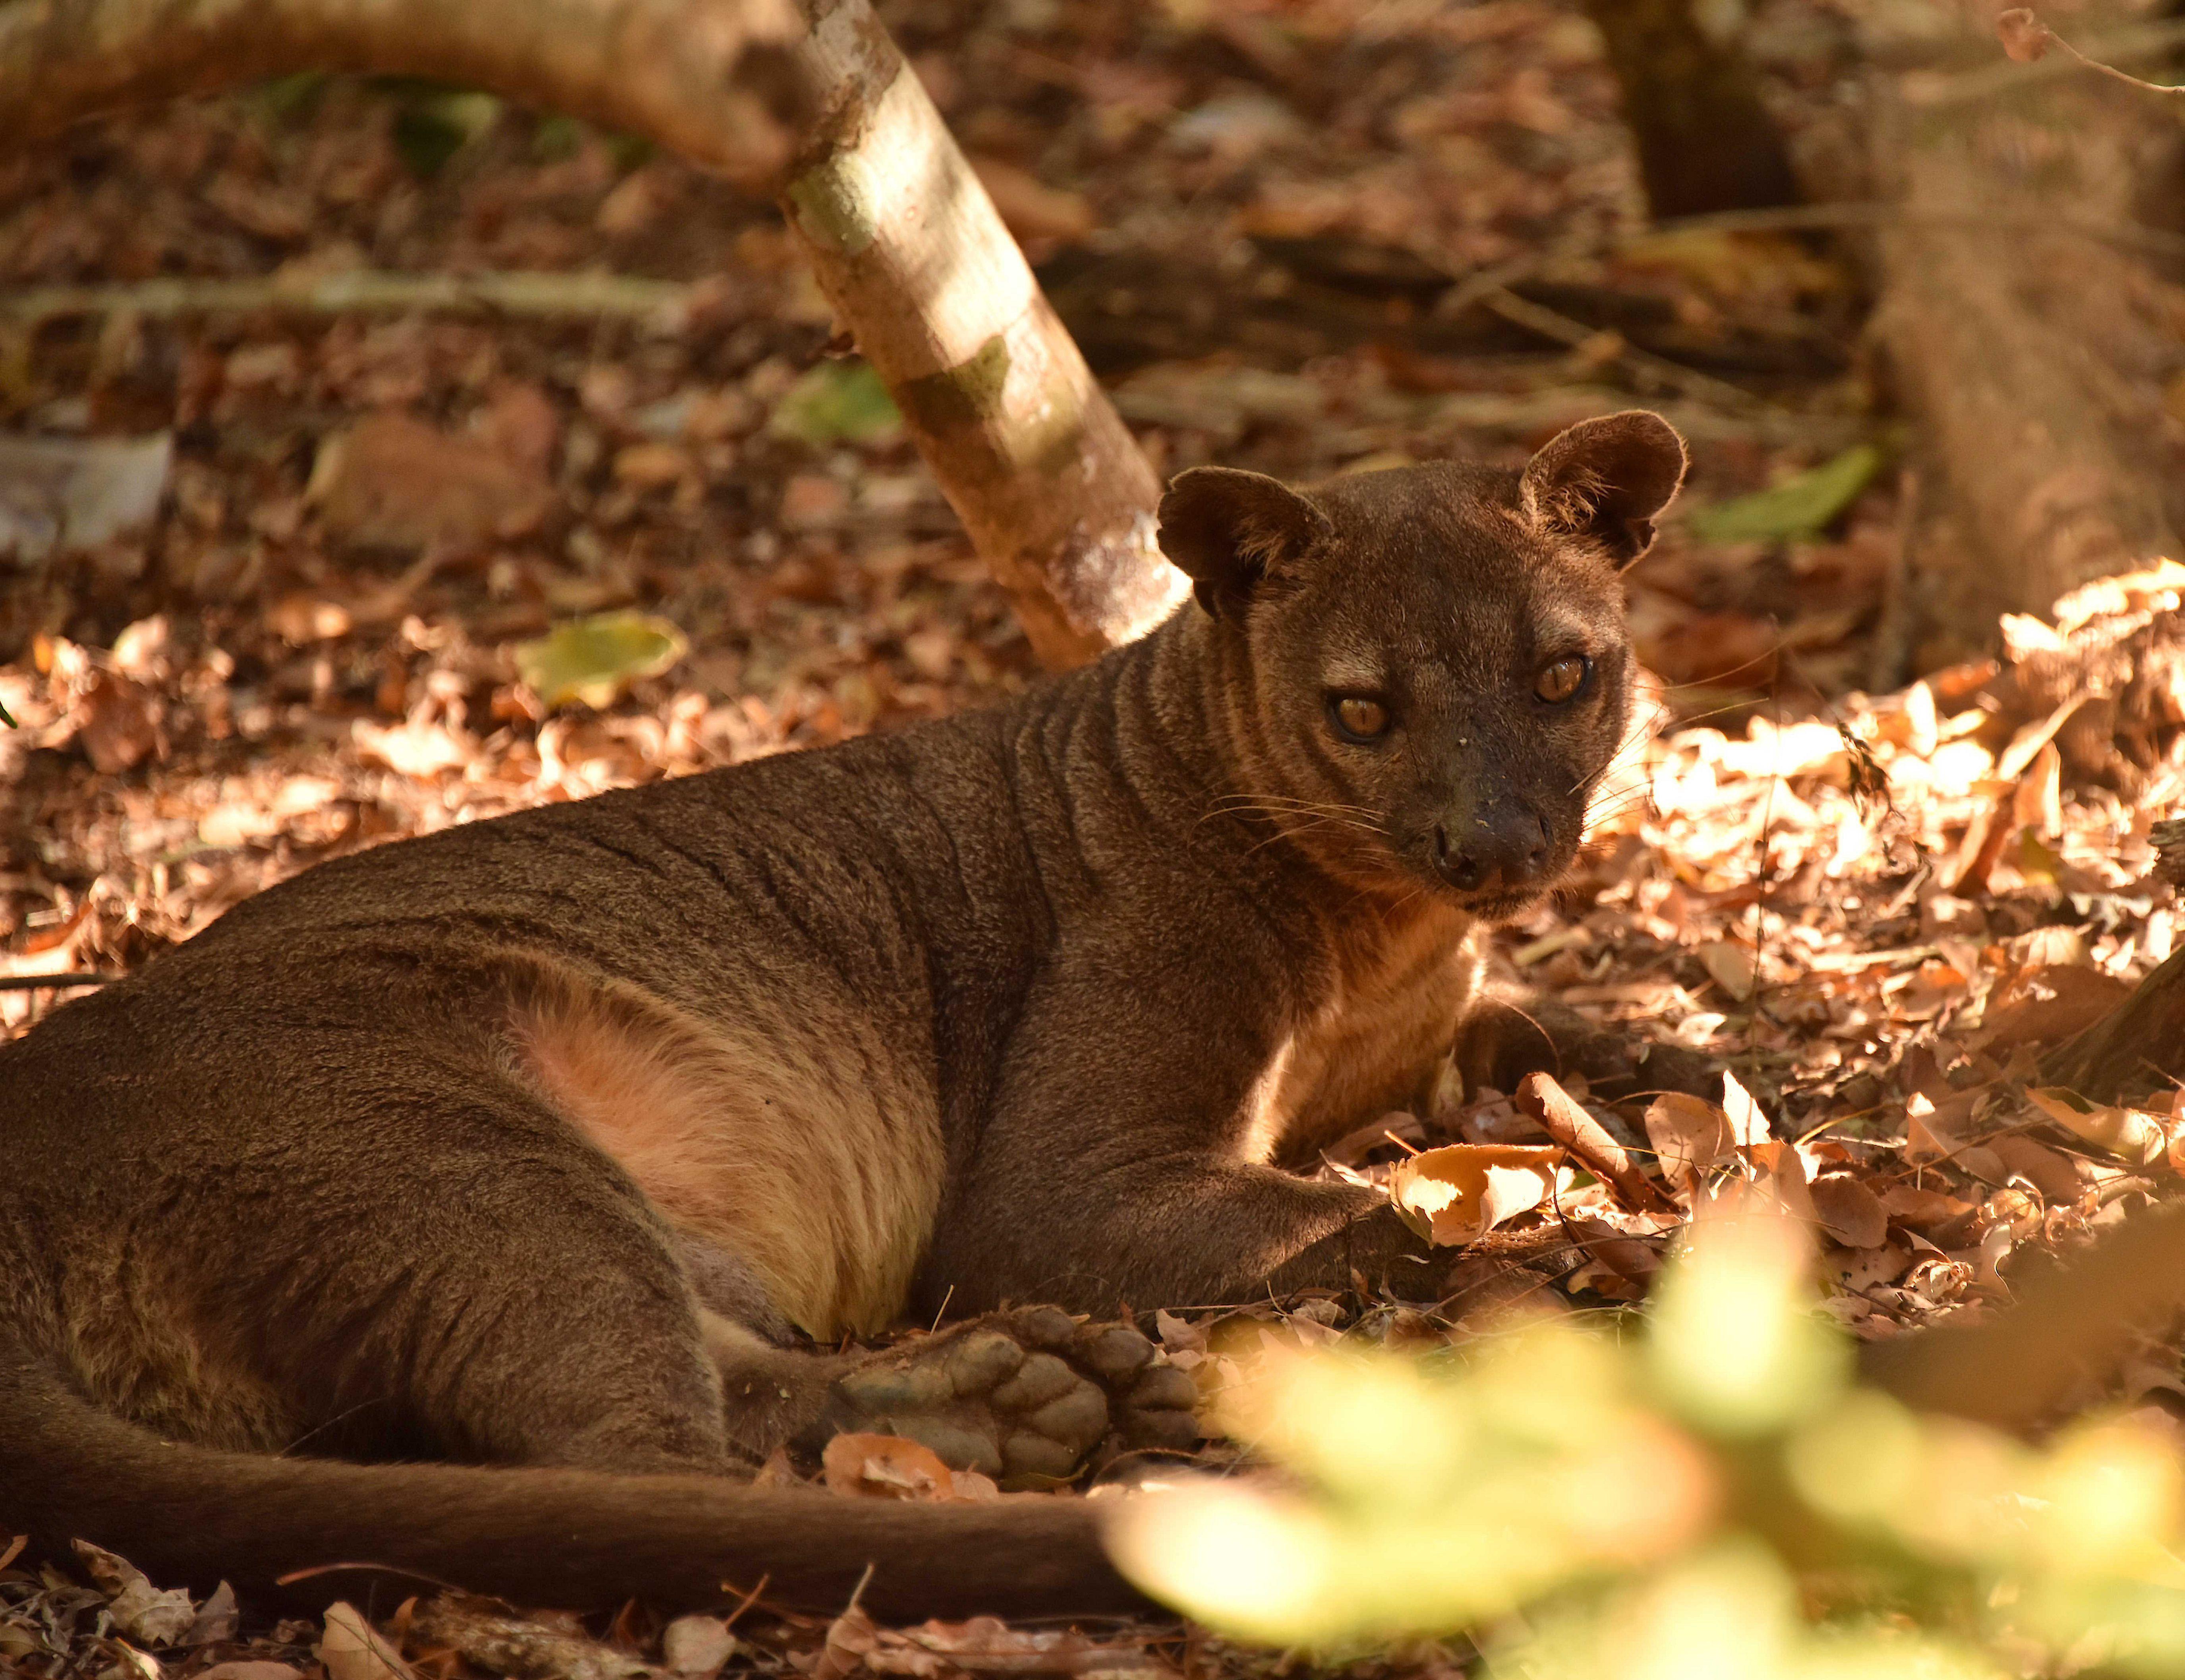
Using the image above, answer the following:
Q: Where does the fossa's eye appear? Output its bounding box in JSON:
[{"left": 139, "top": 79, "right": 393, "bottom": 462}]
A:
[
  {"left": 1328, "top": 695, "right": 1391, "bottom": 742},
  {"left": 1535, "top": 655, "right": 1590, "bottom": 704}
]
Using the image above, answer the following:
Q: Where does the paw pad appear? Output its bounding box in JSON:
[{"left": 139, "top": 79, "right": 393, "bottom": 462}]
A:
[{"left": 821, "top": 1311, "right": 1201, "bottom": 1488}]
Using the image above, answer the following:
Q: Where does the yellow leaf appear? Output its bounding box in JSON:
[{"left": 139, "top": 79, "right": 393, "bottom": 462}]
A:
[{"left": 514, "top": 611, "right": 688, "bottom": 710}]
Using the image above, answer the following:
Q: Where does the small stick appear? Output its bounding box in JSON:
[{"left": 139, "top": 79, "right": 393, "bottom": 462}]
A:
[
  {"left": 1517, "top": 1072, "right": 1680, "bottom": 1217},
  {"left": 1997, "top": 7, "right": 2185, "bottom": 99},
  {"left": 0, "top": 974, "right": 117, "bottom": 992}
]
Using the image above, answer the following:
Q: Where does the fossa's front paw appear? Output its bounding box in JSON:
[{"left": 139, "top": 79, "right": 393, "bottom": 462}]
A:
[{"left": 813, "top": 1307, "right": 1199, "bottom": 1488}]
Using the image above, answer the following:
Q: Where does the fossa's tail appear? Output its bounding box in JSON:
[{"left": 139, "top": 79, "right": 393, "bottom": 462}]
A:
[{"left": 0, "top": 1342, "right": 1150, "bottom": 1622}]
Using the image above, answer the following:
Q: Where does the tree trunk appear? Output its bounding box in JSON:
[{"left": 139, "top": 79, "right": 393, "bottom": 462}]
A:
[
  {"left": 0, "top": 0, "right": 1183, "bottom": 667},
  {"left": 1578, "top": 0, "right": 1800, "bottom": 217},
  {"left": 1866, "top": 28, "right": 2185, "bottom": 669},
  {"left": 2039, "top": 945, "right": 2185, "bottom": 1105}
]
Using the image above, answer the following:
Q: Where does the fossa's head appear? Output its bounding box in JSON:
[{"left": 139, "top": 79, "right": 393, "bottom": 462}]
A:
[{"left": 1159, "top": 411, "right": 1685, "bottom": 918}]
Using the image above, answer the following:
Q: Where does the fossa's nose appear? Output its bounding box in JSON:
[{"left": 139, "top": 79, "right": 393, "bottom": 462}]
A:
[{"left": 1433, "top": 807, "right": 1549, "bottom": 895}]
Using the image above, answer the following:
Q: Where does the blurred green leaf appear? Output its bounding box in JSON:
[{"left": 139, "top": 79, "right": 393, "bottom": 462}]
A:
[
  {"left": 531, "top": 114, "right": 586, "bottom": 163},
  {"left": 767, "top": 360, "right": 902, "bottom": 448},
  {"left": 382, "top": 83, "right": 503, "bottom": 178},
  {"left": 514, "top": 611, "right": 687, "bottom": 710},
  {"left": 1688, "top": 443, "right": 1883, "bottom": 546},
  {"left": 1646, "top": 1206, "right": 1849, "bottom": 1436},
  {"left": 245, "top": 71, "right": 328, "bottom": 126},
  {"left": 1110, "top": 1209, "right": 2185, "bottom": 1676}
]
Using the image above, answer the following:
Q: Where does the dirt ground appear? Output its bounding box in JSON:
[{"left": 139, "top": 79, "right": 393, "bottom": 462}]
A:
[{"left": 6, "top": 0, "right": 2185, "bottom": 1673}]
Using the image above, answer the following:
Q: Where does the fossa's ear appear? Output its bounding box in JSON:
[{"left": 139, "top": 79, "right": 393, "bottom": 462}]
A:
[
  {"left": 1158, "top": 467, "right": 1334, "bottom": 625},
  {"left": 1519, "top": 410, "right": 1688, "bottom": 568}
]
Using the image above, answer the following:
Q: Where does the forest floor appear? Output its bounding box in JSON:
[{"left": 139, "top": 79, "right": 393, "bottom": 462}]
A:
[{"left": 5, "top": 0, "right": 2185, "bottom": 1674}]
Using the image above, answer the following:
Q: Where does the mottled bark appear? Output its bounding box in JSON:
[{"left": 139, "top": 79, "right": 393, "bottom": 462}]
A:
[
  {"left": 2039, "top": 945, "right": 2185, "bottom": 1104},
  {"left": 1868, "top": 28, "right": 2185, "bottom": 660},
  {"left": 0, "top": 0, "right": 1181, "bottom": 665},
  {"left": 775, "top": 2, "right": 1182, "bottom": 662}
]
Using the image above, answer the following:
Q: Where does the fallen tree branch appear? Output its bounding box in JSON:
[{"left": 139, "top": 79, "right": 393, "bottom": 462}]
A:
[
  {"left": 0, "top": 0, "right": 805, "bottom": 188},
  {"left": 0, "top": 269, "right": 691, "bottom": 325},
  {"left": 0, "top": 0, "right": 1183, "bottom": 666}
]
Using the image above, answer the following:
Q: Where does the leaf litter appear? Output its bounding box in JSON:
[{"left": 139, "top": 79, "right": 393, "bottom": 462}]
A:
[{"left": 4, "top": 0, "right": 2185, "bottom": 1672}]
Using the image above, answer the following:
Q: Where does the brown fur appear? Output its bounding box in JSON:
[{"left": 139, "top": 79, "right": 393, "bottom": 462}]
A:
[{"left": 0, "top": 413, "right": 1695, "bottom": 1619}]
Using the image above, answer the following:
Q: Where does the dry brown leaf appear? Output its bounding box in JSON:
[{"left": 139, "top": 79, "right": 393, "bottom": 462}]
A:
[
  {"left": 1810, "top": 1173, "right": 1889, "bottom": 1249},
  {"left": 1988, "top": 1133, "right": 2084, "bottom": 1203},
  {"left": 1387, "top": 1144, "right": 1563, "bottom": 1246},
  {"left": 2025, "top": 1086, "right": 2167, "bottom": 1166},
  {"left": 1980, "top": 962, "right": 2133, "bottom": 1048},
  {"left": 1516, "top": 1072, "right": 1676, "bottom": 1214},
  {"left": 66, "top": 666, "right": 166, "bottom": 774},
  {"left": 309, "top": 412, "right": 552, "bottom": 553},
  {"left": 318, "top": 1602, "right": 413, "bottom": 1680},
  {"left": 1644, "top": 1092, "right": 1738, "bottom": 1192},
  {"left": 72, "top": 1542, "right": 197, "bottom": 1647},
  {"left": 1879, "top": 1181, "right": 1975, "bottom": 1234},
  {"left": 1746, "top": 1139, "right": 1819, "bottom": 1224},
  {"left": 662, "top": 1615, "right": 738, "bottom": 1680},
  {"left": 351, "top": 717, "right": 474, "bottom": 779},
  {"left": 822, "top": 1431, "right": 956, "bottom": 1500},
  {"left": 1823, "top": 1237, "right": 1911, "bottom": 1293},
  {"left": 1721, "top": 1071, "right": 1771, "bottom": 1147},
  {"left": 1997, "top": 7, "right": 2053, "bottom": 62},
  {"left": 1566, "top": 1214, "right": 1664, "bottom": 1283},
  {"left": 968, "top": 157, "right": 1097, "bottom": 243},
  {"left": 266, "top": 594, "right": 354, "bottom": 644},
  {"left": 1697, "top": 940, "right": 1756, "bottom": 1001},
  {"left": 406, "top": 1599, "right": 646, "bottom": 1680},
  {"left": 186, "top": 1581, "right": 240, "bottom": 1647},
  {"left": 812, "top": 1606, "right": 878, "bottom": 1680},
  {"left": 1903, "top": 1094, "right": 1961, "bottom": 1165}
]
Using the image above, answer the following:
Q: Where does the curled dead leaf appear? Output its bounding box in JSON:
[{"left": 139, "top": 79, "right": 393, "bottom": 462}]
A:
[
  {"left": 1567, "top": 1214, "right": 1664, "bottom": 1283},
  {"left": 318, "top": 1602, "right": 414, "bottom": 1680},
  {"left": 662, "top": 1614, "right": 738, "bottom": 1679},
  {"left": 72, "top": 1541, "right": 197, "bottom": 1647},
  {"left": 2025, "top": 1086, "right": 2167, "bottom": 1166},
  {"left": 1988, "top": 1133, "right": 2084, "bottom": 1203},
  {"left": 822, "top": 1431, "right": 956, "bottom": 1500},
  {"left": 1386, "top": 1144, "right": 1563, "bottom": 1246},
  {"left": 1643, "top": 1092, "right": 1737, "bottom": 1193},
  {"left": 1997, "top": 8, "right": 2053, "bottom": 64}
]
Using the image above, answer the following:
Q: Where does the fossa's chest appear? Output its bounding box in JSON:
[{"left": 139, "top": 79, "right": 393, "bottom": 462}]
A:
[{"left": 1239, "top": 911, "right": 1486, "bottom": 1167}]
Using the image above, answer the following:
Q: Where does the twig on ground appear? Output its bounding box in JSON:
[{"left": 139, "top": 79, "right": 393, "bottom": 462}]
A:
[
  {"left": 1517, "top": 1073, "right": 1680, "bottom": 1216},
  {"left": 1474, "top": 285, "right": 1771, "bottom": 414},
  {"left": 0, "top": 270, "right": 692, "bottom": 325},
  {"left": 1995, "top": 8, "right": 2185, "bottom": 99}
]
